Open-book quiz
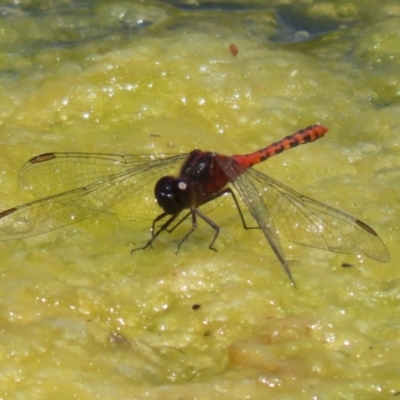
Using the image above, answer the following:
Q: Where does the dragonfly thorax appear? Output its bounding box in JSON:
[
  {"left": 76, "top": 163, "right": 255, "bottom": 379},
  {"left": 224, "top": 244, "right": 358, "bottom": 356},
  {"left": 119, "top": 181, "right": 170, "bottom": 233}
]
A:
[{"left": 155, "top": 176, "right": 194, "bottom": 215}]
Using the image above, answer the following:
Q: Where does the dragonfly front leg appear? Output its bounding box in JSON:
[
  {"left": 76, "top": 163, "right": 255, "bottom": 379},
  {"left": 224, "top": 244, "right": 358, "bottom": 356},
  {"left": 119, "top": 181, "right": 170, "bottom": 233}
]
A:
[{"left": 131, "top": 212, "right": 179, "bottom": 253}]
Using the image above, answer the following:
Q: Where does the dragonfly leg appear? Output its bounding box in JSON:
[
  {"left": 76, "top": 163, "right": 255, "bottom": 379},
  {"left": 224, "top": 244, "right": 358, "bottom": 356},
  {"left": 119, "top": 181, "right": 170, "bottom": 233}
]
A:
[
  {"left": 165, "top": 211, "right": 191, "bottom": 234},
  {"left": 131, "top": 212, "right": 179, "bottom": 253},
  {"left": 196, "top": 209, "right": 220, "bottom": 251},
  {"left": 221, "top": 188, "right": 259, "bottom": 230},
  {"left": 176, "top": 208, "right": 220, "bottom": 254}
]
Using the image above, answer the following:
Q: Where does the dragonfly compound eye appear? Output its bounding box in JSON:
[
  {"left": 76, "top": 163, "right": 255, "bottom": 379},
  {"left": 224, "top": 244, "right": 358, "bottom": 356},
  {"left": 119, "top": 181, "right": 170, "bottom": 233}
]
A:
[{"left": 155, "top": 176, "right": 193, "bottom": 214}]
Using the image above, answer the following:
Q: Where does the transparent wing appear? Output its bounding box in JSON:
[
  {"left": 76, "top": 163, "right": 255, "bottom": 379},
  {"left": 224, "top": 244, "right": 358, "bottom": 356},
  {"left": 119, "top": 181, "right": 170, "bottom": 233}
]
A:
[
  {"left": 19, "top": 152, "right": 180, "bottom": 197},
  {"left": 221, "top": 158, "right": 390, "bottom": 263},
  {"left": 18, "top": 151, "right": 225, "bottom": 216},
  {"left": 217, "top": 158, "right": 296, "bottom": 284},
  {"left": 0, "top": 153, "right": 188, "bottom": 241}
]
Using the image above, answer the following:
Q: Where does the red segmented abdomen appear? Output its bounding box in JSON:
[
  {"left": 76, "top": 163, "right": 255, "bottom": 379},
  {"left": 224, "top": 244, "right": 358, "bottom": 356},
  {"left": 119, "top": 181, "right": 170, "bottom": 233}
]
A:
[{"left": 232, "top": 125, "right": 329, "bottom": 168}]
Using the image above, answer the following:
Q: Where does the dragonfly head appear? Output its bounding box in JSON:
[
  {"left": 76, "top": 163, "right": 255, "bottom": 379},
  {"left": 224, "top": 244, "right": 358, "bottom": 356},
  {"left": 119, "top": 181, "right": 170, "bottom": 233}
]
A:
[{"left": 155, "top": 176, "right": 193, "bottom": 215}]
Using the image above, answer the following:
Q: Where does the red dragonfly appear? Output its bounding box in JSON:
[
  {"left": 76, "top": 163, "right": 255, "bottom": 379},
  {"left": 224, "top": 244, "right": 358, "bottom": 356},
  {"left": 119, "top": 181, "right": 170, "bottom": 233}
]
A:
[{"left": 0, "top": 125, "right": 390, "bottom": 286}]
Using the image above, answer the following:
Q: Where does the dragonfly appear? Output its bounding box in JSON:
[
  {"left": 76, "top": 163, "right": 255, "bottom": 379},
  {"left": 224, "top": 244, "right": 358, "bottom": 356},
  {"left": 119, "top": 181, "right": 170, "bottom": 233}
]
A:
[{"left": 0, "top": 125, "right": 390, "bottom": 286}]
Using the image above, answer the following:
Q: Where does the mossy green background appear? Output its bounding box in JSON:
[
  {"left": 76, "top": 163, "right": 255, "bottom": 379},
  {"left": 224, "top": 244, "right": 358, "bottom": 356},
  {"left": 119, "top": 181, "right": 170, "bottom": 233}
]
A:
[{"left": 0, "top": 1, "right": 398, "bottom": 399}]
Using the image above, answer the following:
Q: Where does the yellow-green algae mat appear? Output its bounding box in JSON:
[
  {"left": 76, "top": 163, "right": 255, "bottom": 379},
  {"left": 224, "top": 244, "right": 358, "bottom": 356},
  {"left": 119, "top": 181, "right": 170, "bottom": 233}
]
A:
[{"left": 0, "top": 1, "right": 398, "bottom": 399}]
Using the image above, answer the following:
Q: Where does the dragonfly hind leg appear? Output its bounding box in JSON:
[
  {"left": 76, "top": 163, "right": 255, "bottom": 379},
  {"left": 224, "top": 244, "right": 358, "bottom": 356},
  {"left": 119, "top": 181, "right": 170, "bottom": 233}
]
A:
[
  {"left": 222, "top": 188, "right": 260, "bottom": 231},
  {"left": 131, "top": 187, "right": 258, "bottom": 255}
]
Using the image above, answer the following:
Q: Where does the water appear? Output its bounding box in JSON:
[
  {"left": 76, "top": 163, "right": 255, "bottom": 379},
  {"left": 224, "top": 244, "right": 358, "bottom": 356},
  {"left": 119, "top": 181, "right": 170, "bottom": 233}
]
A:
[{"left": 0, "top": 1, "right": 398, "bottom": 398}]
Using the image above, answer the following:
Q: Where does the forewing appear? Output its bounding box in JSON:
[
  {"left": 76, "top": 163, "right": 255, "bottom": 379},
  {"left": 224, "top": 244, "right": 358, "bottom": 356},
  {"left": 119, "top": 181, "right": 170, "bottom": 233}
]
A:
[
  {"left": 19, "top": 152, "right": 179, "bottom": 197},
  {"left": 244, "top": 168, "right": 390, "bottom": 262},
  {"left": 0, "top": 153, "right": 188, "bottom": 241}
]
